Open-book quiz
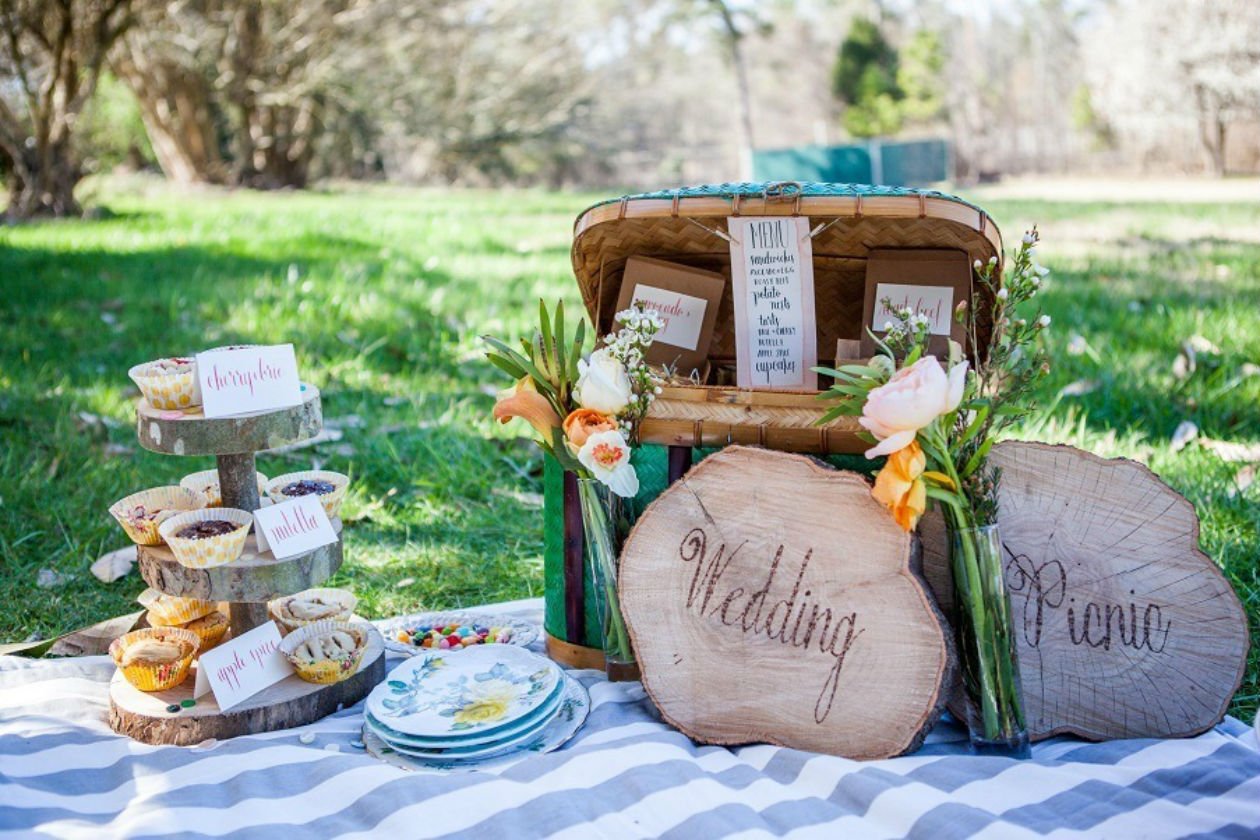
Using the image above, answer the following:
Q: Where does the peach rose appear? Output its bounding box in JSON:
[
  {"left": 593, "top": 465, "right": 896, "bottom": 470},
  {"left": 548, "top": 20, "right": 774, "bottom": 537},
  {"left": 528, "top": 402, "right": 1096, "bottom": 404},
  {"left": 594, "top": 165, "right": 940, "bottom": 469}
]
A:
[
  {"left": 872, "top": 441, "right": 927, "bottom": 531},
  {"left": 492, "top": 377, "right": 561, "bottom": 440},
  {"left": 563, "top": 408, "right": 616, "bottom": 449},
  {"left": 859, "top": 357, "right": 968, "bottom": 458}
]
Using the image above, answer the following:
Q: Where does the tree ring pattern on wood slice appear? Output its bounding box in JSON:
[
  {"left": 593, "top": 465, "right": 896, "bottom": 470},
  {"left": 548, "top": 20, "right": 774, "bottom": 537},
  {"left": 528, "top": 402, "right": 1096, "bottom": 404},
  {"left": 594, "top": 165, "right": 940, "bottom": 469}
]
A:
[
  {"left": 137, "top": 521, "right": 343, "bottom": 602},
  {"left": 135, "top": 384, "right": 322, "bottom": 456},
  {"left": 619, "top": 446, "right": 954, "bottom": 760},
  {"left": 920, "top": 441, "right": 1249, "bottom": 742}
]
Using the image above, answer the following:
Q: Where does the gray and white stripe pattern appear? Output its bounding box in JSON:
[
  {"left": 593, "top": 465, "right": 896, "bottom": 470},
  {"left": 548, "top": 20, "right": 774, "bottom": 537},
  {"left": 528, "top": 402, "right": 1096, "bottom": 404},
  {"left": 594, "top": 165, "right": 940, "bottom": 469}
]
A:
[{"left": 2, "top": 599, "right": 1258, "bottom": 839}]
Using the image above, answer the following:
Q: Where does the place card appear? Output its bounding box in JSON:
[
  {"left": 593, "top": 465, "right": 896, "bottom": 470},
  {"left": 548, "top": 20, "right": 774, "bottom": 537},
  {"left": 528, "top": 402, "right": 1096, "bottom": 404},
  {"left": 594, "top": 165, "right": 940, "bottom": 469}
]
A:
[
  {"left": 253, "top": 495, "right": 337, "bottom": 560},
  {"left": 860, "top": 249, "right": 971, "bottom": 358},
  {"left": 193, "top": 621, "right": 290, "bottom": 710},
  {"left": 615, "top": 256, "right": 725, "bottom": 378},
  {"left": 196, "top": 344, "right": 303, "bottom": 418},
  {"left": 728, "top": 216, "right": 817, "bottom": 390}
]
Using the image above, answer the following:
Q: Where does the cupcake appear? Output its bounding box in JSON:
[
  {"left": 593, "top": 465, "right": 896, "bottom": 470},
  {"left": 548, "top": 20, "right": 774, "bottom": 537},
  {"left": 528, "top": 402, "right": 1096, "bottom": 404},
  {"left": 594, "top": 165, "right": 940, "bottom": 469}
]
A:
[
  {"left": 180, "top": 469, "right": 269, "bottom": 508},
  {"left": 138, "top": 588, "right": 217, "bottom": 626},
  {"left": 269, "top": 588, "right": 357, "bottom": 636},
  {"left": 280, "top": 620, "right": 368, "bottom": 684},
  {"left": 110, "top": 626, "right": 199, "bottom": 692},
  {"left": 129, "top": 357, "right": 202, "bottom": 410},
  {"left": 158, "top": 508, "right": 253, "bottom": 569},
  {"left": 182, "top": 610, "right": 230, "bottom": 653},
  {"left": 265, "top": 471, "right": 349, "bottom": 519},
  {"left": 110, "top": 486, "right": 207, "bottom": 545}
]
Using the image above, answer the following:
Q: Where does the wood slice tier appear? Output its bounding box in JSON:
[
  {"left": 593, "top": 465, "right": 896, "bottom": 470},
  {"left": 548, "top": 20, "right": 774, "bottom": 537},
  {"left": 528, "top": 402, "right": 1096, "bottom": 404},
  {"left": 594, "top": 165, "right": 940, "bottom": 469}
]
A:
[
  {"left": 108, "top": 626, "right": 385, "bottom": 746},
  {"left": 138, "top": 521, "right": 343, "bottom": 602},
  {"left": 136, "top": 384, "right": 322, "bottom": 455}
]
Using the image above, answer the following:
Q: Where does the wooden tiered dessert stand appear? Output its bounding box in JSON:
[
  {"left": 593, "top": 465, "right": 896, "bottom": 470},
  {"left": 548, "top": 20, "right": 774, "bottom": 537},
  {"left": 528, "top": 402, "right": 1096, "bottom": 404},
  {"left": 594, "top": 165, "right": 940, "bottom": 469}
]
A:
[{"left": 108, "top": 384, "right": 386, "bottom": 745}]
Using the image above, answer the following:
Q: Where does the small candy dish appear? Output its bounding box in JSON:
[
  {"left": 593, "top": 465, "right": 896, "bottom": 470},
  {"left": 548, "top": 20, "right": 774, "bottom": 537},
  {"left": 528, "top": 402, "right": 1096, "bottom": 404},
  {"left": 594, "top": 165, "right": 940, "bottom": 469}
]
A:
[
  {"left": 180, "top": 469, "right": 269, "bottom": 508},
  {"left": 280, "top": 619, "right": 370, "bottom": 685},
  {"left": 128, "top": 357, "right": 202, "bottom": 410},
  {"left": 110, "top": 486, "right": 207, "bottom": 546},
  {"left": 268, "top": 588, "right": 357, "bottom": 636},
  {"left": 158, "top": 508, "right": 253, "bottom": 569},
  {"left": 265, "top": 471, "right": 349, "bottom": 519},
  {"left": 138, "top": 588, "right": 217, "bottom": 626},
  {"left": 110, "top": 626, "right": 200, "bottom": 692},
  {"left": 382, "top": 612, "right": 538, "bottom": 658}
]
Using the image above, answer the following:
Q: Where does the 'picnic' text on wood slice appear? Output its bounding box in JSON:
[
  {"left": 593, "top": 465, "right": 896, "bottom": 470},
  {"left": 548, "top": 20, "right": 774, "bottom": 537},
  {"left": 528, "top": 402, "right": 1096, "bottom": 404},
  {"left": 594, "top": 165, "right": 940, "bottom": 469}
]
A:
[
  {"left": 619, "top": 446, "right": 954, "bottom": 760},
  {"left": 920, "top": 441, "right": 1249, "bottom": 741}
]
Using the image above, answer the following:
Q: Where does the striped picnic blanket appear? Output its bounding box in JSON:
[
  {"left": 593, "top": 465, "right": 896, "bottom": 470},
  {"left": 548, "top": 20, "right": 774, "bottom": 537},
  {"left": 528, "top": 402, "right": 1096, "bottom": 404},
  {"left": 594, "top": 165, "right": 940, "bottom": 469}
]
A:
[{"left": 2, "top": 598, "right": 1258, "bottom": 839}]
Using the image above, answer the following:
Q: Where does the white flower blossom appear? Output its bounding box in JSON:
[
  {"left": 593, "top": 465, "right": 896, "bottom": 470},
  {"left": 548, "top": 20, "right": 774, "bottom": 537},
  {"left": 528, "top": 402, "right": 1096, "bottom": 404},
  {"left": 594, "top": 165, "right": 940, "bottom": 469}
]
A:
[
  {"left": 996, "top": 288, "right": 1009, "bottom": 301},
  {"left": 1038, "top": 315, "right": 1052, "bottom": 328}
]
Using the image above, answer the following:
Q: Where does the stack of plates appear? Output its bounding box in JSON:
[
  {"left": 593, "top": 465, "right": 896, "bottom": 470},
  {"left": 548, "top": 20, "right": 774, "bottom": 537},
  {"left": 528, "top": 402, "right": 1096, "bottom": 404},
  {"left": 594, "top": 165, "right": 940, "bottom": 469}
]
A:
[{"left": 362, "top": 644, "right": 589, "bottom": 772}]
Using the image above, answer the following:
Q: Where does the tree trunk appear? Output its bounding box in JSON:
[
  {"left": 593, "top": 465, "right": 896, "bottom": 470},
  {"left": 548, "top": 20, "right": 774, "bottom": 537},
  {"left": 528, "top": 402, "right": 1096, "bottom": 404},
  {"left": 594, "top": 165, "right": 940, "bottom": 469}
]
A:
[
  {"left": 1195, "top": 85, "right": 1228, "bottom": 177},
  {"left": 5, "top": 140, "right": 82, "bottom": 220},
  {"left": 711, "top": 0, "right": 755, "bottom": 181}
]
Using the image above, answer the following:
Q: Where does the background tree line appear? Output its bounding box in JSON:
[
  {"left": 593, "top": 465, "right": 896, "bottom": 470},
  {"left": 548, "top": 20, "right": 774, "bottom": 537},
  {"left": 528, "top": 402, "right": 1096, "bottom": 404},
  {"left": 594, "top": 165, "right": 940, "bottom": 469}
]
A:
[{"left": 2, "top": 0, "right": 1258, "bottom": 219}]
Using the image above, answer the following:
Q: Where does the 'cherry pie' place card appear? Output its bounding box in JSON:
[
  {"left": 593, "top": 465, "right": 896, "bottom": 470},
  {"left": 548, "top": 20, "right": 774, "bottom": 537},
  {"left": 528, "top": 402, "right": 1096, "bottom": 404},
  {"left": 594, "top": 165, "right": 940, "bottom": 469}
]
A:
[{"left": 196, "top": 344, "right": 303, "bottom": 418}]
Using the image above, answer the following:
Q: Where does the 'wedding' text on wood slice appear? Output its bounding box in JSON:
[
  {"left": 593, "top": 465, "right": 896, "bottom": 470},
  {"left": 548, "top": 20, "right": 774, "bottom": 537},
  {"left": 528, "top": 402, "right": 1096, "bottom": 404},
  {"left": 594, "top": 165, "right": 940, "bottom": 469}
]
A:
[
  {"left": 920, "top": 441, "right": 1249, "bottom": 741},
  {"left": 619, "top": 446, "right": 954, "bottom": 760}
]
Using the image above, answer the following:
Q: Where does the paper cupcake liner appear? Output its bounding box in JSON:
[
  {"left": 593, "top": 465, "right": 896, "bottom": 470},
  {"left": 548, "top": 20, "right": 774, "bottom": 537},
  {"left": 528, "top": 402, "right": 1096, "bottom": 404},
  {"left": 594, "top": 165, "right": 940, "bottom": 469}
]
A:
[
  {"left": 110, "top": 486, "right": 207, "bottom": 546},
  {"left": 180, "top": 470, "right": 270, "bottom": 508},
  {"left": 268, "top": 588, "right": 358, "bottom": 636},
  {"left": 280, "top": 619, "right": 369, "bottom": 685},
  {"left": 109, "top": 626, "right": 199, "bottom": 692},
  {"left": 265, "top": 471, "right": 349, "bottom": 520},
  {"left": 158, "top": 508, "right": 253, "bottom": 569},
  {"left": 182, "top": 610, "right": 229, "bottom": 653},
  {"left": 138, "top": 587, "right": 218, "bottom": 626},
  {"left": 129, "top": 359, "right": 202, "bottom": 410}
]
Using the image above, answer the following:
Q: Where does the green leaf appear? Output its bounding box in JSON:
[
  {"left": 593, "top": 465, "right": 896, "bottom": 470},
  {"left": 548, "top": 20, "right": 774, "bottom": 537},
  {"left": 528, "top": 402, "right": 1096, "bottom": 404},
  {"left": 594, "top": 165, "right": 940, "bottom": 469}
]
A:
[
  {"left": 538, "top": 300, "right": 555, "bottom": 377},
  {"left": 958, "top": 403, "right": 990, "bottom": 447},
  {"left": 961, "top": 436, "right": 994, "bottom": 478},
  {"left": 924, "top": 485, "right": 965, "bottom": 507},
  {"left": 553, "top": 300, "right": 565, "bottom": 373},
  {"left": 569, "top": 318, "right": 585, "bottom": 381},
  {"left": 485, "top": 353, "right": 526, "bottom": 380}
]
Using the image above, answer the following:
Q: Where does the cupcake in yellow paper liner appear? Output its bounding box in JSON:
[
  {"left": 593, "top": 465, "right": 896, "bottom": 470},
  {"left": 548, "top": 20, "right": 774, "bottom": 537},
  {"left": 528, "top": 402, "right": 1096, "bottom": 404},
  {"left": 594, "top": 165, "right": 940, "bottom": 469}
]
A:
[
  {"left": 110, "top": 486, "right": 207, "bottom": 546},
  {"left": 180, "top": 469, "right": 269, "bottom": 508},
  {"left": 158, "top": 508, "right": 253, "bottom": 569},
  {"left": 268, "top": 588, "right": 357, "bottom": 636},
  {"left": 110, "top": 626, "right": 199, "bottom": 692},
  {"left": 181, "top": 610, "right": 230, "bottom": 653},
  {"left": 265, "top": 471, "right": 349, "bottom": 519},
  {"left": 129, "top": 357, "right": 202, "bottom": 410},
  {"left": 280, "top": 620, "right": 368, "bottom": 685},
  {"left": 138, "top": 587, "right": 217, "bottom": 626}
]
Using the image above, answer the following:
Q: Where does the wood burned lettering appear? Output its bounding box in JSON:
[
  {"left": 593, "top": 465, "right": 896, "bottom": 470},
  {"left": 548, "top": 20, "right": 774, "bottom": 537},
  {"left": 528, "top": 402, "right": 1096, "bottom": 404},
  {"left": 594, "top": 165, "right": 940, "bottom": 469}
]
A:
[
  {"left": 1005, "top": 544, "right": 1172, "bottom": 654},
  {"left": 678, "top": 527, "right": 864, "bottom": 725}
]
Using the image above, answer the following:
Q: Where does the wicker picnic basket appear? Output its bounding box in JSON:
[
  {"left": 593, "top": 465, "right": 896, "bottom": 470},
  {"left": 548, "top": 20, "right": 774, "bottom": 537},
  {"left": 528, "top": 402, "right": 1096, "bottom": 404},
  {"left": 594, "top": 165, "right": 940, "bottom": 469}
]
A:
[{"left": 571, "top": 181, "right": 1005, "bottom": 454}]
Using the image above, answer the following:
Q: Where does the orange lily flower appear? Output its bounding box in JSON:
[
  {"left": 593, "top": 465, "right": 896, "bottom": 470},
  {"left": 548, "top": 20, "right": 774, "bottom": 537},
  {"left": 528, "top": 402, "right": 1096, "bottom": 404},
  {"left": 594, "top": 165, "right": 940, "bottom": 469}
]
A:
[{"left": 493, "top": 378, "right": 561, "bottom": 440}]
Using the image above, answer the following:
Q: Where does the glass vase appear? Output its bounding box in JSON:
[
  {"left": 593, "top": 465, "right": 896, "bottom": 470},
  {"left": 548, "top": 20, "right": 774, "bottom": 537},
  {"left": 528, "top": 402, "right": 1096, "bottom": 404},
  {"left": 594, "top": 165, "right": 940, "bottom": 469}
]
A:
[
  {"left": 949, "top": 523, "right": 1031, "bottom": 758},
  {"left": 577, "top": 477, "right": 638, "bottom": 681}
]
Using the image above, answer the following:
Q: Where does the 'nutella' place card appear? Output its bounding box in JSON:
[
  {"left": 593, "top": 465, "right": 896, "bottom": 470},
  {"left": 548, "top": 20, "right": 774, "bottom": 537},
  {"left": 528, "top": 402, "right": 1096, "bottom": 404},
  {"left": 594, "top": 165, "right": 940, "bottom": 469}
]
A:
[
  {"left": 728, "top": 216, "right": 817, "bottom": 390},
  {"left": 193, "top": 621, "right": 289, "bottom": 710},
  {"left": 253, "top": 494, "right": 337, "bottom": 560},
  {"left": 196, "top": 344, "right": 302, "bottom": 418}
]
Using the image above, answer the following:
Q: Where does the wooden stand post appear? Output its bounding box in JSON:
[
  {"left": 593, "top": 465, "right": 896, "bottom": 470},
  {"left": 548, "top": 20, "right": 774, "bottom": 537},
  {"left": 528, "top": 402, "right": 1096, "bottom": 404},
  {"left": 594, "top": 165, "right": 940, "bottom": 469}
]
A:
[{"left": 217, "top": 452, "right": 260, "bottom": 512}]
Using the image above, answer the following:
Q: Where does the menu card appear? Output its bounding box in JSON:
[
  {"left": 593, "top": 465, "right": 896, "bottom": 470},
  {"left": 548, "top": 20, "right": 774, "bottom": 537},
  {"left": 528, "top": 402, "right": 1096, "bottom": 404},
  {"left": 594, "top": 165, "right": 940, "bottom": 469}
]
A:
[{"left": 728, "top": 216, "right": 817, "bottom": 390}]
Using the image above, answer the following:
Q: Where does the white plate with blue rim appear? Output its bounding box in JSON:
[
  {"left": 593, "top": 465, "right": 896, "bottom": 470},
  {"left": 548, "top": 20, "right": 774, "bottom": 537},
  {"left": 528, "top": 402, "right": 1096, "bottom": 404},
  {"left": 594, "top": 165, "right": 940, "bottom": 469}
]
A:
[
  {"left": 366, "top": 644, "right": 561, "bottom": 738},
  {"left": 362, "top": 672, "right": 590, "bottom": 773}
]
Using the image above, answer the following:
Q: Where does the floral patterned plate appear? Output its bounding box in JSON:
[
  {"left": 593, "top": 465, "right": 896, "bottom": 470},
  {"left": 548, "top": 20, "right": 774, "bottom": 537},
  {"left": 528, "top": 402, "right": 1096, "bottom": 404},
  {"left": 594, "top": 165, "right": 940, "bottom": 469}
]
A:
[
  {"left": 363, "top": 675, "right": 565, "bottom": 749},
  {"left": 380, "top": 612, "right": 539, "bottom": 658},
  {"left": 362, "top": 672, "right": 590, "bottom": 774},
  {"left": 366, "top": 644, "right": 561, "bottom": 738}
]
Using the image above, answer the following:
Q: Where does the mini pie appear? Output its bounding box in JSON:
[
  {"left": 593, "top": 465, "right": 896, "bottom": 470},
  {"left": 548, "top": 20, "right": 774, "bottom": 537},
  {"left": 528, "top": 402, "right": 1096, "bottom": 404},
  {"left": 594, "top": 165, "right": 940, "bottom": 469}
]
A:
[
  {"left": 280, "top": 620, "right": 369, "bottom": 685},
  {"left": 139, "top": 588, "right": 217, "bottom": 626},
  {"left": 265, "top": 471, "right": 349, "bottom": 519},
  {"left": 110, "top": 627, "right": 199, "bottom": 692},
  {"left": 180, "top": 470, "right": 269, "bottom": 508},
  {"left": 182, "top": 610, "right": 230, "bottom": 653},
  {"left": 129, "top": 357, "right": 202, "bottom": 410},
  {"left": 269, "top": 588, "right": 357, "bottom": 635},
  {"left": 158, "top": 508, "right": 253, "bottom": 569},
  {"left": 109, "top": 486, "right": 207, "bottom": 546}
]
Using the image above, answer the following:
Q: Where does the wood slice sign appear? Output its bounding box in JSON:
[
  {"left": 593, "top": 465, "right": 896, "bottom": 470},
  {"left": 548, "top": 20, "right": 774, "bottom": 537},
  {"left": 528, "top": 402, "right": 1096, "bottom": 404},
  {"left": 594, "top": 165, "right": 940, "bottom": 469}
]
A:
[
  {"left": 921, "top": 441, "right": 1249, "bottom": 741},
  {"left": 619, "top": 446, "right": 954, "bottom": 760}
]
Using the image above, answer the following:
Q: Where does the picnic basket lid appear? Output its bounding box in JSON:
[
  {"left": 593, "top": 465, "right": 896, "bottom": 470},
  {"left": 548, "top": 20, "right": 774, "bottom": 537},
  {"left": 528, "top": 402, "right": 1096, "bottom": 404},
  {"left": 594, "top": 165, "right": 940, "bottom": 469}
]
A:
[{"left": 571, "top": 181, "right": 1004, "bottom": 334}]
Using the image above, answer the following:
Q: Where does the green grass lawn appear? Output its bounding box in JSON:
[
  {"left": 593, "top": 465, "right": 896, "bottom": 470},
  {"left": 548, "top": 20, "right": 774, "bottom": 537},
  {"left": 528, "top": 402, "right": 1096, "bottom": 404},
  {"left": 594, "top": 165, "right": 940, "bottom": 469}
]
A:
[{"left": 1, "top": 180, "right": 1257, "bottom": 721}]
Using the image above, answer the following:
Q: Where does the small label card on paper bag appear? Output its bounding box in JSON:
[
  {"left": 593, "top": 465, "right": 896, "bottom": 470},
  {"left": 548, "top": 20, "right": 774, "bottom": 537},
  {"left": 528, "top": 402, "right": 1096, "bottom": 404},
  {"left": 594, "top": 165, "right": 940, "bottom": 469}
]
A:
[
  {"left": 615, "top": 256, "right": 725, "bottom": 377},
  {"left": 728, "top": 216, "right": 817, "bottom": 390},
  {"left": 196, "top": 344, "right": 303, "bottom": 418},
  {"left": 253, "top": 495, "right": 337, "bottom": 559},
  {"left": 193, "top": 622, "right": 290, "bottom": 710},
  {"left": 860, "top": 249, "right": 971, "bottom": 358}
]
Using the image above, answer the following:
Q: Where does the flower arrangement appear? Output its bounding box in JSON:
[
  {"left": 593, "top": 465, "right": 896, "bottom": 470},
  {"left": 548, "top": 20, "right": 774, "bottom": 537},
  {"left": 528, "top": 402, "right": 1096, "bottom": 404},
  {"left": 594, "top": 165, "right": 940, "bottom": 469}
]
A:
[
  {"left": 817, "top": 228, "right": 1051, "bottom": 755},
  {"left": 486, "top": 300, "right": 662, "bottom": 671}
]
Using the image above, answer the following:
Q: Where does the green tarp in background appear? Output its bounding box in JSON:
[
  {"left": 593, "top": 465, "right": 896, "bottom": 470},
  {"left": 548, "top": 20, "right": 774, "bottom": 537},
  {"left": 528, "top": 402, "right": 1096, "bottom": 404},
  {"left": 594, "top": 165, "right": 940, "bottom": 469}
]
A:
[{"left": 752, "top": 138, "right": 950, "bottom": 187}]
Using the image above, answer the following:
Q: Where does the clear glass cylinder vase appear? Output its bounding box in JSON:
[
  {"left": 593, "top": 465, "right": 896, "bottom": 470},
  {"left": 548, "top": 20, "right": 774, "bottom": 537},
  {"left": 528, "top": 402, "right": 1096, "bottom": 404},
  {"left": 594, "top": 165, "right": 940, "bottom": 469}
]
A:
[
  {"left": 949, "top": 523, "right": 1031, "bottom": 758},
  {"left": 576, "top": 477, "right": 638, "bottom": 680}
]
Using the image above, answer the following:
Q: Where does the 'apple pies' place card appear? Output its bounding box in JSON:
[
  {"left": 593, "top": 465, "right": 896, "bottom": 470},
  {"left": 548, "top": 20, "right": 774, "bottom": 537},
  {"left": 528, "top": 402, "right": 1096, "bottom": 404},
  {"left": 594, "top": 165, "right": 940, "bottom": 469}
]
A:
[
  {"left": 728, "top": 216, "right": 817, "bottom": 390},
  {"left": 196, "top": 344, "right": 303, "bottom": 418},
  {"left": 193, "top": 621, "right": 289, "bottom": 710},
  {"left": 253, "top": 495, "right": 336, "bottom": 560}
]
